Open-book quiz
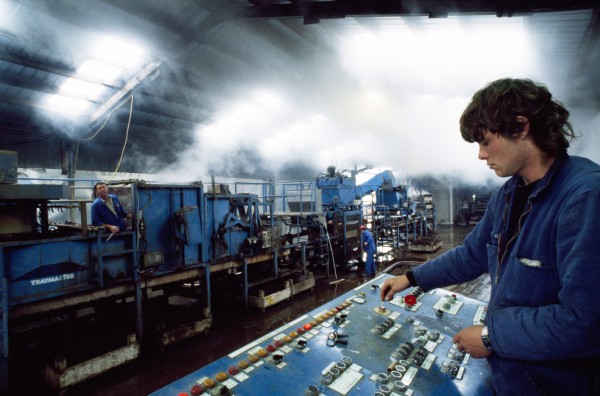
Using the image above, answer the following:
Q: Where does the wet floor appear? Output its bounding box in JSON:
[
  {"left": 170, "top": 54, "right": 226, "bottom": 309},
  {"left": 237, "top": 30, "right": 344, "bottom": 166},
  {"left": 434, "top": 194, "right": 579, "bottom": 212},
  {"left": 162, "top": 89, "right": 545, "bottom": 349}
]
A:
[{"left": 10, "top": 224, "right": 486, "bottom": 395}]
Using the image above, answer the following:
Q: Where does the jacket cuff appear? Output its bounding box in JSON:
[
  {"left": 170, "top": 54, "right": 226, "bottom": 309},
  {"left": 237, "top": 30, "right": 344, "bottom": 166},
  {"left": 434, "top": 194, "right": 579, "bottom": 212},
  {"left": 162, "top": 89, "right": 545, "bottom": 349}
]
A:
[{"left": 406, "top": 270, "right": 418, "bottom": 287}]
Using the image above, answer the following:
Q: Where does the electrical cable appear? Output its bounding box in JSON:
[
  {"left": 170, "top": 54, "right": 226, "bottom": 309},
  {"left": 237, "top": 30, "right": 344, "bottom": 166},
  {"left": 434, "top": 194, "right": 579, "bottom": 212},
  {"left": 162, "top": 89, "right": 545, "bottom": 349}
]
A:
[
  {"left": 108, "top": 95, "right": 134, "bottom": 181},
  {"left": 73, "top": 94, "right": 134, "bottom": 175}
]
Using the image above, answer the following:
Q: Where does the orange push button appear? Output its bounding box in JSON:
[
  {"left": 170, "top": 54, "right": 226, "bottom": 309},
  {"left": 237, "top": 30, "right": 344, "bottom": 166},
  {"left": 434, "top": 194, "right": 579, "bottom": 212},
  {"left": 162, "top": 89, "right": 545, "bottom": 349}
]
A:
[
  {"left": 203, "top": 378, "right": 216, "bottom": 389},
  {"left": 215, "top": 372, "right": 228, "bottom": 382}
]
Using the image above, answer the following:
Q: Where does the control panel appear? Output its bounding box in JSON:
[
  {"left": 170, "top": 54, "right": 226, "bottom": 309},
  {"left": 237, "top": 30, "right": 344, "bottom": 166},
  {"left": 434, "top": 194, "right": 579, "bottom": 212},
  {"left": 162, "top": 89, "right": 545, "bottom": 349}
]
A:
[{"left": 151, "top": 274, "right": 492, "bottom": 396}]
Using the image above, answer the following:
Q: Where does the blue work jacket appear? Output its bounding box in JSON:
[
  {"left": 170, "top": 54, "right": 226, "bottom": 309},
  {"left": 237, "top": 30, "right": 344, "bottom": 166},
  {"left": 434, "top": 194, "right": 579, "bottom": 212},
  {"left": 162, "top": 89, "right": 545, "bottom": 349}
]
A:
[
  {"left": 413, "top": 154, "right": 600, "bottom": 395},
  {"left": 362, "top": 229, "right": 376, "bottom": 253},
  {"left": 91, "top": 194, "right": 129, "bottom": 230}
]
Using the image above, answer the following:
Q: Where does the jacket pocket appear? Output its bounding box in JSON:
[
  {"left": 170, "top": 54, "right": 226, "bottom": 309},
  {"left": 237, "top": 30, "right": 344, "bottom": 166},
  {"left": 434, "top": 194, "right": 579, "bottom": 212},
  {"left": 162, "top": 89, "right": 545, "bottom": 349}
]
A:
[{"left": 501, "top": 255, "right": 560, "bottom": 306}]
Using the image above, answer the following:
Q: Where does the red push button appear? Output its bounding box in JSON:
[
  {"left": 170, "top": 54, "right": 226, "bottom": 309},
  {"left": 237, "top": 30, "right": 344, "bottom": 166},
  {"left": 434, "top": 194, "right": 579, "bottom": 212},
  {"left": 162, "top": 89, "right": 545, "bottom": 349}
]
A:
[{"left": 404, "top": 295, "right": 417, "bottom": 306}]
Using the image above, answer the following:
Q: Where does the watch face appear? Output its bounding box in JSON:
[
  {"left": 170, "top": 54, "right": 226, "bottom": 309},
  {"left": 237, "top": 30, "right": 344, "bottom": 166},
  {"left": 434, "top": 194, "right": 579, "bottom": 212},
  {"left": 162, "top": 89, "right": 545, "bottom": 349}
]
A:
[
  {"left": 481, "top": 335, "right": 493, "bottom": 350},
  {"left": 481, "top": 326, "right": 492, "bottom": 350}
]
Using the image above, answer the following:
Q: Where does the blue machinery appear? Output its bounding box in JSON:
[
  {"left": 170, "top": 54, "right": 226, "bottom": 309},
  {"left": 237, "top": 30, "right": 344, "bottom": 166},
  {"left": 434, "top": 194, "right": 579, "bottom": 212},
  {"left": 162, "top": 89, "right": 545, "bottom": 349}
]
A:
[
  {"left": 319, "top": 166, "right": 437, "bottom": 258},
  {"left": 151, "top": 274, "right": 492, "bottom": 396},
  {"left": 0, "top": 169, "right": 437, "bottom": 392},
  {"left": 1, "top": 180, "right": 272, "bottom": 392}
]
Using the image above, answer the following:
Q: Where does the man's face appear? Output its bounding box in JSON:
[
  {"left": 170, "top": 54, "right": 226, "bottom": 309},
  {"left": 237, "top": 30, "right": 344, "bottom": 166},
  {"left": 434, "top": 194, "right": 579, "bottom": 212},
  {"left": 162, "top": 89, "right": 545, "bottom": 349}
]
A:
[
  {"left": 95, "top": 183, "right": 109, "bottom": 200},
  {"left": 477, "top": 130, "right": 529, "bottom": 179}
]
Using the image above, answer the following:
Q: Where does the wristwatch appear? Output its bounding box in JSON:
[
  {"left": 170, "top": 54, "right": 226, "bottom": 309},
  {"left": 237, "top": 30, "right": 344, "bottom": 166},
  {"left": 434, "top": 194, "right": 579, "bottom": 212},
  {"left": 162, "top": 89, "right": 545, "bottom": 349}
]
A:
[{"left": 481, "top": 326, "right": 493, "bottom": 351}]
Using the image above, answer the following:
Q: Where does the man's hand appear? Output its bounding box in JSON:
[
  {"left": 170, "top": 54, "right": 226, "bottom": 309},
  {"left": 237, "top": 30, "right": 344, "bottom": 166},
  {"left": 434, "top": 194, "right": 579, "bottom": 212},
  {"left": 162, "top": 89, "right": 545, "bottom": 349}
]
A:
[
  {"left": 452, "top": 325, "right": 493, "bottom": 358},
  {"left": 105, "top": 224, "right": 119, "bottom": 233},
  {"left": 380, "top": 275, "right": 411, "bottom": 301}
]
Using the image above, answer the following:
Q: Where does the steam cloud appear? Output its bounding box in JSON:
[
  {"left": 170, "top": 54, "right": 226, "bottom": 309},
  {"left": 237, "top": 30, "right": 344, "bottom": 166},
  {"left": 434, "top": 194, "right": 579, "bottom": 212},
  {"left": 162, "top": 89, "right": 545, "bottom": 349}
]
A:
[
  {"left": 158, "top": 13, "right": 600, "bottom": 186},
  {"left": 2, "top": 1, "right": 598, "bottom": 186}
]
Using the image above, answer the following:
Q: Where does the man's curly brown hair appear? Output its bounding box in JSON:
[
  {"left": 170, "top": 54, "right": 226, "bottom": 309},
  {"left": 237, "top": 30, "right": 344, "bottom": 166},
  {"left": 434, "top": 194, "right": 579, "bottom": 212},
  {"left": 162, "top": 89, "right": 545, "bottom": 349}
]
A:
[{"left": 460, "top": 78, "right": 576, "bottom": 156}]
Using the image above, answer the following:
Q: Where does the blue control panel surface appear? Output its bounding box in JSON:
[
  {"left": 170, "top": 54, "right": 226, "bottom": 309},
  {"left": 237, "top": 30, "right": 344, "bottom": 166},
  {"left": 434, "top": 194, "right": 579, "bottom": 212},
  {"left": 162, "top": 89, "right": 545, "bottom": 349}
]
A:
[{"left": 151, "top": 274, "right": 493, "bottom": 396}]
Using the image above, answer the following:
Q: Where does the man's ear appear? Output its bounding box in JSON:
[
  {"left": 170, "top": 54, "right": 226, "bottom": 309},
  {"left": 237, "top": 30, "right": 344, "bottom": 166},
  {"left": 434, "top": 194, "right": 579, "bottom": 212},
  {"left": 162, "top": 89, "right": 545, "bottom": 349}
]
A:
[{"left": 516, "top": 116, "right": 530, "bottom": 139}]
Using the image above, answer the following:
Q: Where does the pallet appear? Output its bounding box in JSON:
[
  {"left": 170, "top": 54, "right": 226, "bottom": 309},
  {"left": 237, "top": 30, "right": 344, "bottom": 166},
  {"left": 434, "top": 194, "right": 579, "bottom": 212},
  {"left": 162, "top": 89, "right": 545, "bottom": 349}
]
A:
[
  {"left": 248, "top": 273, "right": 316, "bottom": 311},
  {"left": 41, "top": 333, "right": 140, "bottom": 392},
  {"left": 408, "top": 238, "right": 442, "bottom": 253}
]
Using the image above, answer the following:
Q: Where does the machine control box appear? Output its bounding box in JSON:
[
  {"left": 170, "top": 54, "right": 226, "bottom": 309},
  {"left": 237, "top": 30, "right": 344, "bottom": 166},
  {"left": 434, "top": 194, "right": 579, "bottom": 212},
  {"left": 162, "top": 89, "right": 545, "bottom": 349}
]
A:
[{"left": 151, "top": 274, "right": 492, "bottom": 395}]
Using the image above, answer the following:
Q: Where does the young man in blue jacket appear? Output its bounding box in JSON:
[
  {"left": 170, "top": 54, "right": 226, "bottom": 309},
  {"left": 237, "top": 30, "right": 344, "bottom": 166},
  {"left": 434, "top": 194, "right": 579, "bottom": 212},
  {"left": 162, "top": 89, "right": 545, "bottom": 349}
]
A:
[
  {"left": 91, "top": 182, "right": 131, "bottom": 234},
  {"left": 381, "top": 78, "right": 600, "bottom": 395}
]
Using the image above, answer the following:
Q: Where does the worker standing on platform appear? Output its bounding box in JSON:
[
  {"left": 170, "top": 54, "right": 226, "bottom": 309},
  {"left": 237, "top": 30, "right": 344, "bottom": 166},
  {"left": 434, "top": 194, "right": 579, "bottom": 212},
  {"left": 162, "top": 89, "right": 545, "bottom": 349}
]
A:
[
  {"left": 91, "top": 182, "right": 131, "bottom": 234},
  {"left": 360, "top": 225, "right": 376, "bottom": 277},
  {"left": 380, "top": 78, "right": 600, "bottom": 395}
]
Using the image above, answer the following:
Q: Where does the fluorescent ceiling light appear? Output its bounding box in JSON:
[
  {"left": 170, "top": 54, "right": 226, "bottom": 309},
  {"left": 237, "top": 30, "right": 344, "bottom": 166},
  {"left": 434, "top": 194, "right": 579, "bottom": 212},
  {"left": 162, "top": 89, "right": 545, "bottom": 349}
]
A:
[
  {"left": 40, "top": 34, "right": 151, "bottom": 119},
  {"left": 92, "top": 35, "right": 148, "bottom": 70},
  {"left": 40, "top": 94, "right": 92, "bottom": 117},
  {"left": 77, "top": 60, "right": 122, "bottom": 85}
]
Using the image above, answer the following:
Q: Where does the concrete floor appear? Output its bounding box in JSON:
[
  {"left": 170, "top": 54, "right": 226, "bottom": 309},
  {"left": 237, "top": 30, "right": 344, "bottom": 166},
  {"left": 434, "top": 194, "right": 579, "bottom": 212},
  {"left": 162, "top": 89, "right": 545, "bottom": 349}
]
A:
[{"left": 11, "top": 224, "right": 487, "bottom": 395}]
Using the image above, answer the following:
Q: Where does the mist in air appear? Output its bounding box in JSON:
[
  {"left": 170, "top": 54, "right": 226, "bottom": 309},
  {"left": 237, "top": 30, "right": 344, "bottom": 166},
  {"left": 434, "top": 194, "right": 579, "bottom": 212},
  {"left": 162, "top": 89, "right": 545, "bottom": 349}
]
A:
[
  {"left": 160, "top": 13, "right": 599, "bottom": 186},
  {"left": 2, "top": 0, "right": 597, "bottom": 186}
]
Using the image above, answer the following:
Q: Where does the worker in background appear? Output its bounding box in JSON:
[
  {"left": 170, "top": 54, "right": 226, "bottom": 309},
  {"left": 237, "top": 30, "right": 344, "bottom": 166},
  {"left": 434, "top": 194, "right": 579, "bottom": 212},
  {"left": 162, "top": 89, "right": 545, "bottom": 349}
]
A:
[
  {"left": 360, "top": 225, "right": 376, "bottom": 277},
  {"left": 91, "top": 182, "right": 131, "bottom": 233},
  {"left": 381, "top": 78, "right": 600, "bottom": 395}
]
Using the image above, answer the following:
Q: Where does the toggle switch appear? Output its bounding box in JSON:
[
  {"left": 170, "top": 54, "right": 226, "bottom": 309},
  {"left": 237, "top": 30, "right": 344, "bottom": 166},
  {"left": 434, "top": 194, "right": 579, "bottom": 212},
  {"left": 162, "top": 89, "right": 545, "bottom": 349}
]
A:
[
  {"left": 297, "top": 339, "right": 307, "bottom": 349},
  {"left": 273, "top": 354, "right": 284, "bottom": 363}
]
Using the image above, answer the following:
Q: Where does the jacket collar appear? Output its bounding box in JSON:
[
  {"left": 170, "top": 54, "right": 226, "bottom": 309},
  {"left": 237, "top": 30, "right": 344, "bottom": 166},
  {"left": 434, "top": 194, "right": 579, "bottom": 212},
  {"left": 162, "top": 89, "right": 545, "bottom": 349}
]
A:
[{"left": 504, "top": 152, "right": 568, "bottom": 199}]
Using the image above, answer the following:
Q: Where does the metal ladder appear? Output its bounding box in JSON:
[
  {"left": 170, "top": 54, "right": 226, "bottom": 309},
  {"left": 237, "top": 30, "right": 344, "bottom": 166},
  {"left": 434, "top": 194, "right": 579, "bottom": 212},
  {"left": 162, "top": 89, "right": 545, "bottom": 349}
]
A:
[{"left": 318, "top": 215, "right": 338, "bottom": 279}]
